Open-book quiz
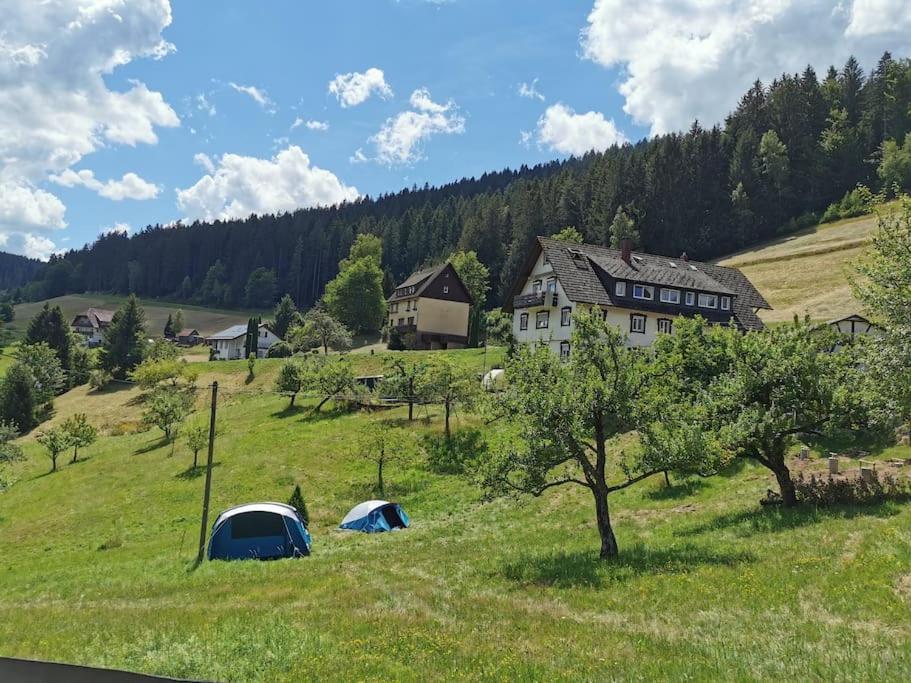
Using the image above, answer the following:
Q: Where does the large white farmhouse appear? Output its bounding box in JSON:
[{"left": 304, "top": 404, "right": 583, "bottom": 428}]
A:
[
  {"left": 504, "top": 237, "right": 770, "bottom": 358},
  {"left": 207, "top": 323, "right": 282, "bottom": 360}
]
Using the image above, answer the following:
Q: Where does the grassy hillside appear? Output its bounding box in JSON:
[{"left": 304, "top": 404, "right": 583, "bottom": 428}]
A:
[
  {"left": 716, "top": 209, "right": 886, "bottom": 323},
  {"left": 0, "top": 350, "right": 909, "bottom": 680},
  {"left": 9, "top": 294, "right": 270, "bottom": 340}
]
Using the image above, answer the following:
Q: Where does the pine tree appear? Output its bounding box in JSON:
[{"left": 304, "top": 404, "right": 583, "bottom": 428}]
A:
[
  {"left": 164, "top": 314, "right": 175, "bottom": 338},
  {"left": 0, "top": 363, "right": 37, "bottom": 432},
  {"left": 100, "top": 295, "right": 147, "bottom": 379},
  {"left": 288, "top": 484, "right": 309, "bottom": 527},
  {"left": 272, "top": 295, "right": 297, "bottom": 339},
  {"left": 25, "top": 303, "right": 73, "bottom": 382}
]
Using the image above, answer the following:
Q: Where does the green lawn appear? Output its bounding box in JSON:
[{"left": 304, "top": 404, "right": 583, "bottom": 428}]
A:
[{"left": 0, "top": 352, "right": 909, "bottom": 681}]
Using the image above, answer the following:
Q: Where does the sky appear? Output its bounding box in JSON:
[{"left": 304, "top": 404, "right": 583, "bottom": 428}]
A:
[{"left": 2, "top": 0, "right": 911, "bottom": 260}]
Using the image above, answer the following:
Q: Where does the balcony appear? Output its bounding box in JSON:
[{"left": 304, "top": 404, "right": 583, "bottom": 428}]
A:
[{"left": 513, "top": 292, "right": 546, "bottom": 309}]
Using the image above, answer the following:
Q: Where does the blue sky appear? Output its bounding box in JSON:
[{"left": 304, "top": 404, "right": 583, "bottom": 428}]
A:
[{"left": 2, "top": 0, "right": 910, "bottom": 259}]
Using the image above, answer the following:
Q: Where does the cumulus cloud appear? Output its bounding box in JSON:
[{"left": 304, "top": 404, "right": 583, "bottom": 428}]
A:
[
  {"left": 291, "top": 117, "right": 330, "bottom": 131},
  {"left": 176, "top": 145, "right": 358, "bottom": 221},
  {"left": 536, "top": 103, "right": 626, "bottom": 156},
  {"left": 100, "top": 222, "right": 131, "bottom": 236},
  {"left": 518, "top": 79, "right": 545, "bottom": 101},
  {"left": 581, "top": 0, "right": 911, "bottom": 136},
  {"left": 0, "top": 0, "right": 178, "bottom": 255},
  {"left": 328, "top": 67, "right": 393, "bottom": 107},
  {"left": 367, "top": 88, "right": 465, "bottom": 165},
  {"left": 50, "top": 169, "right": 160, "bottom": 201},
  {"left": 229, "top": 82, "right": 275, "bottom": 111},
  {"left": 193, "top": 153, "right": 216, "bottom": 174}
]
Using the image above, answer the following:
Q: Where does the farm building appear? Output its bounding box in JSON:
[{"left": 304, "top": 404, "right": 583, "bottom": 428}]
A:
[
  {"left": 70, "top": 308, "right": 115, "bottom": 347},
  {"left": 387, "top": 262, "right": 473, "bottom": 350}
]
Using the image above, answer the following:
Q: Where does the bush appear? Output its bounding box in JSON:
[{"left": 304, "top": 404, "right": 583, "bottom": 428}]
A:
[
  {"left": 783, "top": 470, "right": 911, "bottom": 506},
  {"left": 267, "top": 341, "right": 293, "bottom": 358},
  {"left": 287, "top": 485, "right": 310, "bottom": 527},
  {"left": 820, "top": 185, "right": 880, "bottom": 223},
  {"left": 422, "top": 428, "right": 487, "bottom": 475},
  {"left": 777, "top": 211, "right": 818, "bottom": 235},
  {"left": 387, "top": 326, "right": 405, "bottom": 351},
  {"left": 89, "top": 369, "right": 112, "bottom": 391}
]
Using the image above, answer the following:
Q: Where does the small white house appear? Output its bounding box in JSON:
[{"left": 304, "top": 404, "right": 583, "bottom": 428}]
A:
[{"left": 207, "top": 323, "right": 282, "bottom": 360}]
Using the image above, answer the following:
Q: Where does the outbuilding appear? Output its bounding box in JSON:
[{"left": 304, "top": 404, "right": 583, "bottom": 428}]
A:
[
  {"left": 339, "top": 500, "right": 409, "bottom": 533},
  {"left": 208, "top": 502, "right": 311, "bottom": 560}
]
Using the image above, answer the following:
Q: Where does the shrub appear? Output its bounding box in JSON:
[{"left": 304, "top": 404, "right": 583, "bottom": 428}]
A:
[
  {"left": 820, "top": 185, "right": 880, "bottom": 223},
  {"left": 422, "top": 428, "right": 487, "bottom": 475},
  {"left": 778, "top": 470, "right": 911, "bottom": 506},
  {"left": 267, "top": 341, "right": 293, "bottom": 358},
  {"left": 288, "top": 485, "right": 309, "bottom": 527},
  {"left": 89, "top": 369, "right": 112, "bottom": 391}
]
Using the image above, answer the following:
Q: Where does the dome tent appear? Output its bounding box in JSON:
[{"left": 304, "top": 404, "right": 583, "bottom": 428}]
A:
[
  {"left": 208, "top": 502, "right": 311, "bottom": 561},
  {"left": 339, "top": 500, "right": 409, "bottom": 533}
]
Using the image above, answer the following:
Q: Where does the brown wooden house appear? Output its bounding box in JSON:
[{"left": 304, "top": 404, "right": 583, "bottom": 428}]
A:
[{"left": 387, "top": 262, "right": 473, "bottom": 349}]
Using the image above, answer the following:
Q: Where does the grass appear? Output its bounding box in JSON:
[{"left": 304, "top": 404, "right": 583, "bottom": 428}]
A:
[
  {"left": 716, "top": 208, "right": 890, "bottom": 323},
  {"left": 10, "top": 294, "right": 270, "bottom": 340},
  {"left": 0, "top": 353, "right": 909, "bottom": 680}
]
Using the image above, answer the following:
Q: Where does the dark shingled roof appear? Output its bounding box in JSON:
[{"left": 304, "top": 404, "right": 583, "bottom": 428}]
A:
[{"left": 506, "top": 237, "right": 770, "bottom": 332}]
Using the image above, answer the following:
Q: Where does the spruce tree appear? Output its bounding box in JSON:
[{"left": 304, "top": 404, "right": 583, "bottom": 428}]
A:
[
  {"left": 288, "top": 485, "right": 309, "bottom": 527},
  {"left": 25, "top": 303, "right": 73, "bottom": 382},
  {"left": 272, "top": 295, "right": 297, "bottom": 339},
  {"left": 164, "top": 314, "right": 175, "bottom": 338},
  {"left": 100, "top": 295, "right": 147, "bottom": 379},
  {"left": 0, "top": 363, "right": 37, "bottom": 432}
]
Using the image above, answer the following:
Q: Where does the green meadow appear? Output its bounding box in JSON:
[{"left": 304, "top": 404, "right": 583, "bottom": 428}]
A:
[{"left": 0, "top": 348, "right": 909, "bottom": 681}]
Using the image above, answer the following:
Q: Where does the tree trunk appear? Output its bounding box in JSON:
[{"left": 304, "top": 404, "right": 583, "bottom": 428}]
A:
[
  {"left": 663, "top": 470, "right": 671, "bottom": 487},
  {"left": 444, "top": 399, "right": 451, "bottom": 440},
  {"left": 592, "top": 487, "right": 619, "bottom": 559},
  {"left": 323, "top": 341, "right": 328, "bottom": 355},
  {"left": 72, "top": 446, "right": 79, "bottom": 464},
  {"left": 290, "top": 393, "right": 296, "bottom": 408},
  {"left": 193, "top": 450, "right": 198, "bottom": 469},
  {"left": 315, "top": 396, "right": 331, "bottom": 412},
  {"left": 407, "top": 378, "right": 414, "bottom": 421},
  {"left": 773, "top": 464, "right": 798, "bottom": 507},
  {"left": 51, "top": 455, "right": 57, "bottom": 473},
  {"left": 378, "top": 459, "right": 384, "bottom": 496}
]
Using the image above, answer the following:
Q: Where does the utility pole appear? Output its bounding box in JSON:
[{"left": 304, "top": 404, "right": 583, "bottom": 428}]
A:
[{"left": 195, "top": 381, "right": 218, "bottom": 566}]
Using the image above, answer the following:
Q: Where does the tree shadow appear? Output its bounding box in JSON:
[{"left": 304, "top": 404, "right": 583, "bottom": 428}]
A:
[
  {"left": 500, "top": 544, "right": 755, "bottom": 588},
  {"left": 677, "top": 501, "right": 902, "bottom": 539},
  {"left": 300, "top": 408, "right": 347, "bottom": 424},
  {"left": 645, "top": 478, "right": 709, "bottom": 501},
  {"left": 134, "top": 435, "right": 169, "bottom": 455},
  {"left": 272, "top": 404, "right": 305, "bottom": 418},
  {"left": 92, "top": 381, "right": 135, "bottom": 396},
  {"left": 245, "top": 373, "right": 255, "bottom": 385},
  {"left": 176, "top": 462, "right": 221, "bottom": 480}
]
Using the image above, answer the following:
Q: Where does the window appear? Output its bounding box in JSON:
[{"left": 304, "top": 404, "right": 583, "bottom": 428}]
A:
[
  {"left": 615, "top": 281, "right": 626, "bottom": 297},
  {"left": 659, "top": 288, "right": 680, "bottom": 304},
  {"left": 546, "top": 277, "right": 557, "bottom": 293},
  {"left": 543, "top": 253, "right": 550, "bottom": 266},
  {"left": 536, "top": 311, "right": 549, "bottom": 329},
  {"left": 632, "top": 284, "right": 654, "bottom": 300},
  {"left": 519, "top": 313, "right": 528, "bottom": 331},
  {"left": 398, "top": 318, "right": 404, "bottom": 326},
  {"left": 407, "top": 316, "right": 414, "bottom": 326},
  {"left": 721, "top": 296, "right": 731, "bottom": 311},
  {"left": 532, "top": 279, "right": 542, "bottom": 294},
  {"left": 390, "top": 318, "right": 394, "bottom": 327},
  {"left": 657, "top": 318, "right": 673, "bottom": 334},
  {"left": 698, "top": 293, "right": 718, "bottom": 309},
  {"left": 412, "top": 300, "right": 417, "bottom": 310},
  {"left": 630, "top": 314, "right": 646, "bottom": 334},
  {"left": 685, "top": 291, "right": 695, "bottom": 306},
  {"left": 390, "top": 302, "right": 397, "bottom": 313},
  {"left": 405, "top": 300, "right": 411, "bottom": 311},
  {"left": 443, "top": 286, "right": 449, "bottom": 294},
  {"left": 561, "top": 307, "right": 572, "bottom": 326},
  {"left": 559, "top": 341, "right": 571, "bottom": 361}
]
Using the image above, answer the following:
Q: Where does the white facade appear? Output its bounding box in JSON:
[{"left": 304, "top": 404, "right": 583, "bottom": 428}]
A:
[{"left": 208, "top": 324, "right": 282, "bottom": 360}]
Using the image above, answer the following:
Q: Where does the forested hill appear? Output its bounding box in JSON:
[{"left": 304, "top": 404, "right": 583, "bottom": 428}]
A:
[
  {"left": 22, "top": 52, "right": 911, "bottom": 310},
  {"left": 0, "top": 251, "right": 42, "bottom": 291}
]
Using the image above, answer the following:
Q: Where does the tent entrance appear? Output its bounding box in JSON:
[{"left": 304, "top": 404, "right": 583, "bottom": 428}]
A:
[{"left": 381, "top": 505, "right": 405, "bottom": 529}]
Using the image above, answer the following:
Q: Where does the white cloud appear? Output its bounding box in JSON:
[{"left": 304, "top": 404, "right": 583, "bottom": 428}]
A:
[
  {"left": 518, "top": 79, "right": 545, "bottom": 101},
  {"left": 193, "top": 153, "right": 215, "bottom": 174},
  {"left": 291, "top": 117, "right": 330, "bottom": 132},
  {"left": 0, "top": 0, "right": 178, "bottom": 255},
  {"left": 176, "top": 145, "right": 359, "bottom": 221},
  {"left": 367, "top": 88, "right": 465, "bottom": 166},
  {"left": 328, "top": 67, "right": 393, "bottom": 108},
  {"left": 229, "top": 82, "right": 274, "bottom": 111},
  {"left": 100, "top": 222, "right": 131, "bottom": 236},
  {"left": 196, "top": 93, "right": 216, "bottom": 116},
  {"left": 536, "top": 103, "right": 626, "bottom": 156},
  {"left": 50, "top": 169, "right": 160, "bottom": 201},
  {"left": 581, "top": 0, "right": 911, "bottom": 136}
]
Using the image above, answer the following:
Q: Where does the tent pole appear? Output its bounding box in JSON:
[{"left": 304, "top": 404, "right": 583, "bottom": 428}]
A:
[{"left": 195, "top": 381, "right": 218, "bottom": 566}]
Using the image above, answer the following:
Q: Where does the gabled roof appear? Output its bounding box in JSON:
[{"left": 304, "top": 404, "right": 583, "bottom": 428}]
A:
[
  {"left": 72, "top": 308, "right": 115, "bottom": 329},
  {"left": 177, "top": 328, "right": 200, "bottom": 337},
  {"left": 206, "top": 324, "right": 248, "bottom": 341},
  {"left": 387, "top": 262, "right": 473, "bottom": 304},
  {"left": 506, "top": 237, "right": 770, "bottom": 331},
  {"left": 827, "top": 313, "right": 877, "bottom": 326}
]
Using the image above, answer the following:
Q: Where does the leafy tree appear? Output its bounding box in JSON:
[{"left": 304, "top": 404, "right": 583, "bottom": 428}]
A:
[
  {"left": 272, "top": 294, "right": 297, "bottom": 339},
  {"left": 356, "top": 420, "right": 412, "bottom": 496},
  {"left": 62, "top": 413, "right": 97, "bottom": 463},
  {"left": 100, "top": 295, "right": 147, "bottom": 379},
  {"left": 287, "top": 484, "right": 310, "bottom": 527},
  {"left": 144, "top": 337, "right": 180, "bottom": 362},
  {"left": 324, "top": 240, "right": 386, "bottom": 335},
  {"left": 244, "top": 267, "right": 277, "bottom": 308},
  {"left": 0, "top": 363, "right": 36, "bottom": 432},
  {"left": 275, "top": 358, "right": 308, "bottom": 408},
  {"left": 184, "top": 420, "right": 209, "bottom": 469},
  {"left": 342, "top": 233, "right": 383, "bottom": 269},
  {"left": 758, "top": 129, "right": 790, "bottom": 193},
  {"left": 88, "top": 369, "right": 112, "bottom": 392},
  {"left": 70, "top": 343, "right": 92, "bottom": 387},
  {"left": 179, "top": 276, "right": 194, "bottom": 300},
  {"left": 130, "top": 358, "right": 198, "bottom": 392},
  {"left": 878, "top": 133, "right": 911, "bottom": 194},
  {"left": 198, "top": 260, "right": 227, "bottom": 304},
  {"left": 16, "top": 342, "right": 65, "bottom": 406},
  {"left": 312, "top": 359, "right": 356, "bottom": 413},
  {"left": 419, "top": 358, "right": 478, "bottom": 440},
  {"left": 173, "top": 309, "right": 185, "bottom": 334},
  {"left": 267, "top": 341, "right": 293, "bottom": 358},
  {"left": 551, "top": 226, "right": 584, "bottom": 243},
  {"left": 37, "top": 427, "right": 71, "bottom": 473},
  {"left": 0, "top": 302, "right": 14, "bottom": 323},
  {"left": 247, "top": 353, "right": 256, "bottom": 379},
  {"left": 163, "top": 313, "right": 175, "bottom": 338},
  {"left": 143, "top": 388, "right": 194, "bottom": 449},
  {"left": 478, "top": 312, "right": 720, "bottom": 558},
  {"left": 379, "top": 358, "right": 428, "bottom": 421},
  {"left": 450, "top": 251, "right": 490, "bottom": 347},
  {"left": 386, "top": 325, "right": 405, "bottom": 351},
  {"left": 484, "top": 309, "right": 514, "bottom": 351},
  {"left": 608, "top": 206, "right": 639, "bottom": 248},
  {"left": 0, "top": 420, "right": 23, "bottom": 464},
  {"left": 25, "top": 303, "right": 73, "bottom": 382},
  {"left": 293, "top": 306, "right": 352, "bottom": 354}
]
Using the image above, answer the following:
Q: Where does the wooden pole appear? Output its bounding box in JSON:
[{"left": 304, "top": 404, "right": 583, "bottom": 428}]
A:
[{"left": 195, "top": 381, "right": 218, "bottom": 566}]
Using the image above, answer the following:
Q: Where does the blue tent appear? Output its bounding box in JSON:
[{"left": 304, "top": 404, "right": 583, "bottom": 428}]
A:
[
  {"left": 208, "top": 502, "right": 311, "bottom": 561},
  {"left": 339, "top": 500, "right": 409, "bottom": 533}
]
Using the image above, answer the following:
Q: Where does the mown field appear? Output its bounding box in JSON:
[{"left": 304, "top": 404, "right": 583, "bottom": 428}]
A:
[{"left": 0, "top": 347, "right": 910, "bottom": 681}]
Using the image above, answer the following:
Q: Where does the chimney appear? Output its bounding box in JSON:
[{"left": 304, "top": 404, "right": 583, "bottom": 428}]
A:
[
  {"left": 621, "top": 238, "right": 632, "bottom": 265},
  {"left": 681, "top": 251, "right": 689, "bottom": 262}
]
